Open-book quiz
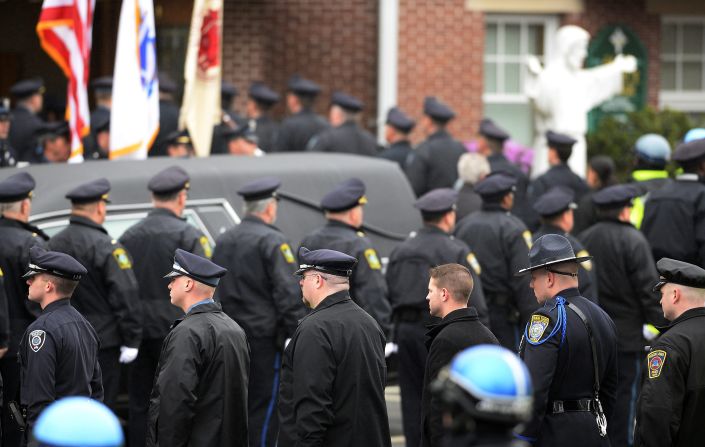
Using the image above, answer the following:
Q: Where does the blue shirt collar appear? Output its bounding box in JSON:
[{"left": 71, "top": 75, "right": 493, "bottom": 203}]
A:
[{"left": 187, "top": 298, "right": 214, "bottom": 314}]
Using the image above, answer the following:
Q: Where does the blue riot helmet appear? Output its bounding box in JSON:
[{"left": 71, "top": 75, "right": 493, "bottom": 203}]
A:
[
  {"left": 34, "top": 397, "right": 124, "bottom": 447},
  {"left": 433, "top": 344, "right": 533, "bottom": 428},
  {"left": 634, "top": 133, "right": 671, "bottom": 167},
  {"left": 684, "top": 128, "right": 705, "bottom": 143}
]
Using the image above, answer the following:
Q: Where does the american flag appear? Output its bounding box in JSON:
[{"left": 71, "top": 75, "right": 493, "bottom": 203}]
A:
[{"left": 36, "top": 0, "right": 95, "bottom": 163}]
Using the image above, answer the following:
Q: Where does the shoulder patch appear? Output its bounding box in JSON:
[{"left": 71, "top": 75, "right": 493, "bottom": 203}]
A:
[
  {"left": 647, "top": 349, "right": 667, "bottom": 379},
  {"left": 577, "top": 249, "right": 592, "bottom": 271},
  {"left": 364, "top": 248, "right": 382, "bottom": 270},
  {"left": 199, "top": 236, "right": 213, "bottom": 258},
  {"left": 29, "top": 330, "right": 46, "bottom": 353},
  {"left": 466, "top": 252, "right": 481, "bottom": 275},
  {"left": 522, "top": 230, "right": 533, "bottom": 249},
  {"left": 528, "top": 314, "right": 550, "bottom": 343},
  {"left": 0, "top": 266, "right": 3, "bottom": 277},
  {"left": 112, "top": 248, "right": 132, "bottom": 270},
  {"left": 280, "top": 243, "right": 295, "bottom": 264}
]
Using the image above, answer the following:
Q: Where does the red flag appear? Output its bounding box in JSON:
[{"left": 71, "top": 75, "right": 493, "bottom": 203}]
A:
[{"left": 36, "top": 0, "right": 95, "bottom": 162}]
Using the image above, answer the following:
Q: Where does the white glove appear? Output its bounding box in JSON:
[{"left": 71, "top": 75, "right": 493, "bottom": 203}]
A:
[
  {"left": 384, "top": 342, "right": 398, "bottom": 358},
  {"left": 119, "top": 346, "right": 139, "bottom": 364},
  {"left": 643, "top": 324, "right": 659, "bottom": 341},
  {"left": 284, "top": 338, "right": 291, "bottom": 349}
]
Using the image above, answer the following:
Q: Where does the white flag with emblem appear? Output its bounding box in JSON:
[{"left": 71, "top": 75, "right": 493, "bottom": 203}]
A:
[{"left": 109, "top": 0, "right": 159, "bottom": 160}]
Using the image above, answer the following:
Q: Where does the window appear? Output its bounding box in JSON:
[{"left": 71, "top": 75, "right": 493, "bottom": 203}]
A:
[
  {"left": 660, "top": 16, "right": 705, "bottom": 112},
  {"left": 483, "top": 15, "right": 558, "bottom": 146}
]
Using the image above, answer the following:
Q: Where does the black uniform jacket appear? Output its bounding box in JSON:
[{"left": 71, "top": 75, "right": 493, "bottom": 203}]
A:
[
  {"left": 210, "top": 110, "right": 247, "bottom": 155},
  {"left": 386, "top": 225, "right": 489, "bottom": 326},
  {"left": 406, "top": 130, "right": 467, "bottom": 197},
  {"left": 20, "top": 299, "right": 103, "bottom": 434},
  {"left": 456, "top": 183, "right": 483, "bottom": 221},
  {"left": 518, "top": 288, "right": 618, "bottom": 446},
  {"left": 278, "top": 291, "right": 391, "bottom": 447},
  {"left": 49, "top": 216, "right": 142, "bottom": 348},
  {"left": 8, "top": 105, "right": 44, "bottom": 163},
  {"left": 150, "top": 99, "right": 180, "bottom": 157},
  {"left": 641, "top": 174, "right": 705, "bottom": 267},
  {"left": 487, "top": 153, "right": 532, "bottom": 226},
  {"left": 533, "top": 224, "right": 598, "bottom": 303},
  {"left": 273, "top": 108, "right": 329, "bottom": 153},
  {"left": 119, "top": 208, "right": 210, "bottom": 340},
  {"left": 379, "top": 140, "right": 414, "bottom": 170},
  {"left": 147, "top": 301, "right": 250, "bottom": 447},
  {"left": 309, "top": 120, "right": 379, "bottom": 156},
  {"left": 0, "top": 217, "right": 46, "bottom": 355},
  {"left": 300, "top": 220, "right": 392, "bottom": 331},
  {"left": 454, "top": 204, "right": 536, "bottom": 322},
  {"left": 579, "top": 219, "right": 665, "bottom": 352},
  {"left": 420, "top": 307, "right": 499, "bottom": 447},
  {"left": 634, "top": 307, "right": 705, "bottom": 447},
  {"left": 529, "top": 164, "right": 589, "bottom": 203},
  {"left": 250, "top": 115, "right": 279, "bottom": 154},
  {"left": 212, "top": 215, "right": 304, "bottom": 339}
]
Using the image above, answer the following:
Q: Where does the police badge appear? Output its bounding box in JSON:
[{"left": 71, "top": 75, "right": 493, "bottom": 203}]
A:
[{"left": 29, "top": 330, "right": 46, "bottom": 353}]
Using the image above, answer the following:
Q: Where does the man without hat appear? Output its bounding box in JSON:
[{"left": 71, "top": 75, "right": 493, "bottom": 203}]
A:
[
  {"left": 308, "top": 91, "right": 379, "bottom": 156},
  {"left": 246, "top": 82, "right": 280, "bottom": 153},
  {"left": 210, "top": 81, "right": 247, "bottom": 155},
  {"left": 0, "top": 102, "right": 17, "bottom": 167},
  {"left": 515, "top": 234, "right": 618, "bottom": 446},
  {"left": 419, "top": 264, "right": 498, "bottom": 447},
  {"left": 278, "top": 248, "right": 391, "bottom": 446},
  {"left": 455, "top": 152, "right": 490, "bottom": 220},
  {"left": 386, "top": 187, "right": 489, "bottom": 447},
  {"left": 149, "top": 72, "right": 180, "bottom": 157},
  {"left": 0, "top": 173, "right": 49, "bottom": 446},
  {"left": 641, "top": 138, "right": 705, "bottom": 267},
  {"left": 379, "top": 106, "right": 415, "bottom": 170},
  {"left": 119, "top": 166, "right": 212, "bottom": 447},
  {"left": 8, "top": 78, "right": 46, "bottom": 163},
  {"left": 48, "top": 179, "right": 142, "bottom": 411},
  {"left": 476, "top": 118, "right": 532, "bottom": 226},
  {"left": 454, "top": 173, "right": 536, "bottom": 350},
  {"left": 212, "top": 177, "right": 305, "bottom": 447},
  {"left": 628, "top": 133, "right": 672, "bottom": 229},
  {"left": 406, "top": 96, "right": 467, "bottom": 197},
  {"left": 634, "top": 258, "right": 705, "bottom": 446},
  {"left": 578, "top": 183, "right": 666, "bottom": 446},
  {"left": 19, "top": 247, "right": 103, "bottom": 446},
  {"left": 273, "top": 75, "right": 329, "bottom": 153},
  {"left": 147, "top": 249, "right": 249, "bottom": 446},
  {"left": 532, "top": 186, "right": 597, "bottom": 302},
  {"left": 299, "top": 178, "right": 392, "bottom": 331}
]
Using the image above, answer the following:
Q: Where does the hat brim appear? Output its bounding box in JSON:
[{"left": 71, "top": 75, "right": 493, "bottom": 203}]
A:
[
  {"left": 163, "top": 270, "right": 182, "bottom": 279},
  {"left": 22, "top": 269, "right": 41, "bottom": 279},
  {"left": 515, "top": 256, "right": 593, "bottom": 276},
  {"left": 652, "top": 280, "right": 668, "bottom": 292},
  {"left": 294, "top": 265, "right": 353, "bottom": 278}
]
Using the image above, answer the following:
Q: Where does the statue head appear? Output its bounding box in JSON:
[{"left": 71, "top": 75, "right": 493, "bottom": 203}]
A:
[{"left": 555, "top": 25, "right": 591, "bottom": 71}]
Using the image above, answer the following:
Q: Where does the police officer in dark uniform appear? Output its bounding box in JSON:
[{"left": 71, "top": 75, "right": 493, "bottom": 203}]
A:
[
  {"left": 278, "top": 248, "right": 391, "bottom": 447},
  {"left": 148, "top": 249, "right": 249, "bottom": 447},
  {"left": 532, "top": 187, "right": 598, "bottom": 302},
  {"left": 164, "top": 130, "right": 195, "bottom": 158},
  {"left": 406, "top": 96, "right": 466, "bottom": 197},
  {"left": 379, "top": 106, "right": 415, "bottom": 170},
  {"left": 212, "top": 177, "right": 305, "bottom": 447},
  {"left": 387, "top": 188, "right": 489, "bottom": 447},
  {"left": 150, "top": 73, "right": 180, "bottom": 157},
  {"left": 19, "top": 247, "right": 103, "bottom": 446},
  {"left": 299, "top": 178, "right": 392, "bottom": 332},
  {"left": 476, "top": 118, "right": 532, "bottom": 226},
  {"left": 309, "top": 91, "right": 379, "bottom": 156},
  {"left": 84, "top": 107, "right": 110, "bottom": 160},
  {"left": 634, "top": 258, "right": 705, "bottom": 447},
  {"left": 0, "top": 173, "right": 48, "bottom": 447},
  {"left": 8, "top": 78, "right": 46, "bottom": 163},
  {"left": 273, "top": 75, "right": 329, "bottom": 153},
  {"left": 0, "top": 104, "right": 17, "bottom": 167},
  {"left": 578, "top": 184, "right": 666, "bottom": 446},
  {"left": 529, "top": 131, "right": 589, "bottom": 203},
  {"left": 628, "top": 133, "right": 671, "bottom": 229},
  {"left": 48, "top": 179, "right": 142, "bottom": 411},
  {"left": 454, "top": 173, "right": 536, "bottom": 350},
  {"left": 119, "top": 166, "right": 211, "bottom": 447},
  {"left": 641, "top": 138, "right": 705, "bottom": 266},
  {"left": 246, "top": 82, "right": 280, "bottom": 154},
  {"left": 211, "top": 82, "right": 247, "bottom": 155},
  {"left": 515, "top": 234, "right": 618, "bottom": 446}
]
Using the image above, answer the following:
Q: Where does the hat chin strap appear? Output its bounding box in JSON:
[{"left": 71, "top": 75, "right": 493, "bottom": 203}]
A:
[{"left": 545, "top": 267, "right": 578, "bottom": 278}]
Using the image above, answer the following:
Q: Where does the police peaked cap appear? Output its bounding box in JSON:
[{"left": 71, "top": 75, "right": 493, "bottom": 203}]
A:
[
  {"left": 653, "top": 258, "right": 705, "bottom": 291},
  {"left": 164, "top": 248, "right": 227, "bottom": 287},
  {"left": 249, "top": 82, "right": 280, "bottom": 105},
  {"left": 479, "top": 118, "right": 510, "bottom": 142},
  {"left": 423, "top": 96, "right": 455, "bottom": 122},
  {"left": 288, "top": 75, "right": 321, "bottom": 96},
  {"left": 673, "top": 138, "right": 705, "bottom": 164},
  {"left": 414, "top": 188, "right": 457, "bottom": 214},
  {"left": 386, "top": 107, "right": 415, "bottom": 133},
  {"left": 237, "top": 177, "right": 281, "bottom": 201},
  {"left": 331, "top": 91, "right": 364, "bottom": 112},
  {"left": 90, "top": 76, "right": 113, "bottom": 93},
  {"left": 0, "top": 172, "right": 35, "bottom": 203},
  {"left": 546, "top": 130, "right": 576, "bottom": 149},
  {"left": 320, "top": 178, "right": 367, "bottom": 212},
  {"left": 65, "top": 178, "right": 111, "bottom": 204},
  {"left": 474, "top": 172, "right": 516, "bottom": 201},
  {"left": 295, "top": 247, "right": 357, "bottom": 277},
  {"left": 592, "top": 184, "right": 639, "bottom": 209},
  {"left": 533, "top": 186, "right": 576, "bottom": 217},
  {"left": 10, "top": 78, "right": 45, "bottom": 99},
  {"left": 148, "top": 166, "right": 190, "bottom": 195},
  {"left": 23, "top": 246, "right": 87, "bottom": 281}
]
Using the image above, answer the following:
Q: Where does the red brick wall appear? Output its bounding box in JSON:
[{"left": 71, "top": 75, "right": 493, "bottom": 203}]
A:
[
  {"left": 397, "top": 0, "right": 485, "bottom": 143},
  {"left": 221, "top": 0, "right": 379, "bottom": 130},
  {"left": 564, "top": 0, "right": 661, "bottom": 107}
]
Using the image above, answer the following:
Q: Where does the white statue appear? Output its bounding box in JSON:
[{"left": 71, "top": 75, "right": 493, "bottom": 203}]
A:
[{"left": 526, "top": 25, "right": 637, "bottom": 178}]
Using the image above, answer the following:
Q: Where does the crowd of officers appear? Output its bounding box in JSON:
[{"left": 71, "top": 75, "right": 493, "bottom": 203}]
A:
[{"left": 0, "top": 74, "right": 705, "bottom": 447}]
